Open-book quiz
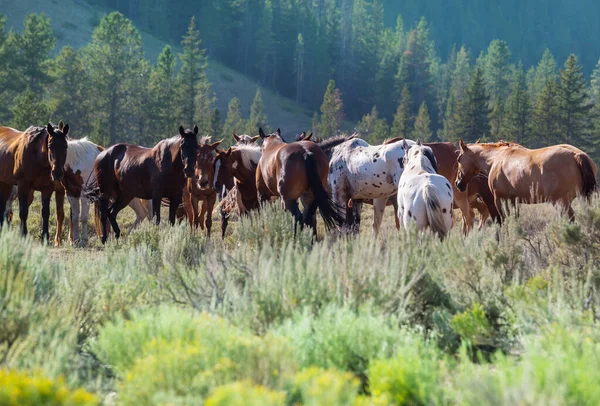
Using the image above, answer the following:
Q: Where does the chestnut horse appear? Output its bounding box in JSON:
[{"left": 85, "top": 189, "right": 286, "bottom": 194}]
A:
[
  {"left": 456, "top": 139, "right": 597, "bottom": 219},
  {"left": 256, "top": 128, "right": 344, "bottom": 235},
  {"left": 0, "top": 123, "right": 69, "bottom": 240},
  {"left": 93, "top": 125, "right": 199, "bottom": 244},
  {"left": 182, "top": 136, "right": 222, "bottom": 236}
]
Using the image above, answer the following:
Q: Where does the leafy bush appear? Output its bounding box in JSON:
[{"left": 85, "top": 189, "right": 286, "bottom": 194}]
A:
[
  {"left": 0, "top": 369, "right": 97, "bottom": 405},
  {"left": 286, "top": 367, "right": 360, "bottom": 406},
  {"left": 450, "top": 303, "right": 494, "bottom": 346},
  {"left": 206, "top": 381, "right": 285, "bottom": 406}
]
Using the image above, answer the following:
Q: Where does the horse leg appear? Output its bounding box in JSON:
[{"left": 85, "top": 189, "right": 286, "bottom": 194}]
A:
[
  {"left": 54, "top": 188, "right": 65, "bottom": 246},
  {"left": 182, "top": 188, "right": 195, "bottom": 229},
  {"left": 204, "top": 193, "right": 216, "bottom": 238},
  {"left": 0, "top": 183, "right": 12, "bottom": 229},
  {"left": 391, "top": 198, "right": 400, "bottom": 231},
  {"left": 372, "top": 198, "right": 387, "bottom": 236},
  {"left": 108, "top": 196, "right": 132, "bottom": 240},
  {"left": 301, "top": 194, "right": 318, "bottom": 237},
  {"left": 284, "top": 199, "right": 304, "bottom": 234},
  {"left": 80, "top": 198, "right": 90, "bottom": 246},
  {"left": 41, "top": 189, "right": 53, "bottom": 243},
  {"left": 454, "top": 190, "right": 474, "bottom": 234},
  {"left": 152, "top": 194, "right": 162, "bottom": 225},
  {"left": 169, "top": 194, "right": 182, "bottom": 226},
  {"left": 66, "top": 196, "right": 80, "bottom": 245},
  {"left": 99, "top": 196, "right": 111, "bottom": 244},
  {"left": 17, "top": 182, "right": 31, "bottom": 237},
  {"left": 494, "top": 194, "right": 506, "bottom": 221}
]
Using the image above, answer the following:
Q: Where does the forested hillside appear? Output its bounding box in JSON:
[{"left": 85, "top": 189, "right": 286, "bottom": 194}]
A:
[{"left": 1, "top": 0, "right": 600, "bottom": 159}]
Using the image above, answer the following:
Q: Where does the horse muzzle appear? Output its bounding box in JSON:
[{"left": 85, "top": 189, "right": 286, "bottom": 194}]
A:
[
  {"left": 184, "top": 167, "right": 195, "bottom": 178},
  {"left": 455, "top": 179, "right": 467, "bottom": 192}
]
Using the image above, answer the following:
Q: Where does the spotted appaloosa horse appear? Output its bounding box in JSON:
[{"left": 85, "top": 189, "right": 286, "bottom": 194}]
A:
[
  {"left": 232, "top": 132, "right": 260, "bottom": 145},
  {"left": 328, "top": 136, "right": 415, "bottom": 234},
  {"left": 0, "top": 123, "right": 69, "bottom": 240},
  {"left": 397, "top": 141, "right": 454, "bottom": 238},
  {"left": 256, "top": 128, "right": 344, "bottom": 235},
  {"left": 94, "top": 125, "right": 199, "bottom": 244},
  {"left": 182, "top": 136, "right": 222, "bottom": 237}
]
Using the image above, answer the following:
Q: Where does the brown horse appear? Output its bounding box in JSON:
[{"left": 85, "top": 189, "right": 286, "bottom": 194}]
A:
[
  {"left": 182, "top": 137, "right": 222, "bottom": 236},
  {"left": 456, "top": 139, "right": 597, "bottom": 219},
  {"left": 256, "top": 128, "right": 344, "bottom": 235},
  {"left": 93, "top": 125, "right": 199, "bottom": 244},
  {"left": 0, "top": 123, "right": 69, "bottom": 240}
]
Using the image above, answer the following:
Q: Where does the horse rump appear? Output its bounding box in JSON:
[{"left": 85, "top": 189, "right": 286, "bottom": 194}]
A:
[
  {"left": 423, "top": 184, "right": 450, "bottom": 238},
  {"left": 304, "top": 151, "right": 345, "bottom": 230},
  {"left": 574, "top": 153, "right": 597, "bottom": 199}
]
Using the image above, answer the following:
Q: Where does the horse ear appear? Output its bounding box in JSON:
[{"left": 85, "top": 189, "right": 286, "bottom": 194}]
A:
[
  {"left": 459, "top": 138, "right": 468, "bottom": 152},
  {"left": 259, "top": 127, "right": 267, "bottom": 139},
  {"left": 306, "top": 133, "right": 313, "bottom": 141},
  {"left": 179, "top": 126, "right": 186, "bottom": 137},
  {"left": 416, "top": 139, "right": 422, "bottom": 146},
  {"left": 232, "top": 132, "right": 240, "bottom": 142},
  {"left": 210, "top": 139, "right": 224, "bottom": 150},
  {"left": 58, "top": 120, "right": 64, "bottom": 131},
  {"left": 226, "top": 147, "right": 232, "bottom": 156},
  {"left": 47, "top": 123, "right": 54, "bottom": 135},
  {"left": 401, "top": 139, "right": 408, "bottom": 150},
  {"left": 193, "top": 125, "right": 199, "bottom": 135},
  {"left": 62, "top": 124, "right": 69, "bottom": 136},
  {"left": 250, "top": 135, "right": 260, "bottom": 143},
  {"left": 475, "top": 138, "right": 481, "bottom": 144},
  {"left": 299, "top": 131, "right": 306, "bottom": 141},
  {"left": 276, "top": 128, "right": 281, "bottom": 136}
]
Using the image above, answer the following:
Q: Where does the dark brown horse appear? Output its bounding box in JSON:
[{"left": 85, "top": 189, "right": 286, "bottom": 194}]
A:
[
  {"left": 256, "top": 128, "right": 344, "bottom": 235},
  {"left": 182, "top": 137, "right": 222, "bottom": 237},
  {"left": 93, "top": 125, "right": 199, "bottom": 244},
  {"left": 0, "top": 123, "right": 69, "bottom": 240}
]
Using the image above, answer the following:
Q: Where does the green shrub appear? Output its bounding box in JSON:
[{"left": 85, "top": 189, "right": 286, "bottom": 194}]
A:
[
  {"left": 0, "top": 369, "right": 97, "bottom": 405},
  {"left": 450, "top": 303, "right": 493, "bottom": 346},
  {"left": 206, "top": 381, "right": 285, "bottom": 406},
  {"left": 286, "top": 367, "right": 360, "bottom": 406}
]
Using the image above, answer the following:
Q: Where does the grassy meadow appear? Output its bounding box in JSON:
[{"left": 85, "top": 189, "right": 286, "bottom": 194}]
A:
[{"left": 2, "top": 194, "right": 600, "bottom": 405}]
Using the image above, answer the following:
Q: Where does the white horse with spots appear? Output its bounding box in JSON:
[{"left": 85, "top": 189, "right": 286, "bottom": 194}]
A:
[
  {"left": 397, "top": 141, "right": 454, "bottom": 238},
  {"left": 328, "top": 137, "right": 415, "bottom": 234}
]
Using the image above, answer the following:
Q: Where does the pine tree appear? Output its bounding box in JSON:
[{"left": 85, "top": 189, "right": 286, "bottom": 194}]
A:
[
  {"left": 177, "top": 16, "right": 209, "bottom": 129},
  {"left": 456, "top": 67, "right": 491, "bottom": 142},
  {"left": 0, "top": 15, "right": 10, "bottom": 121},
  {"left": 50, "top": 46, "right": 90, "bottom": 137},
  {"left": 319, "top": 80, "right": 344, "bottom": 139},
  {"left": 11, "top": 87, "right": 50, "bottom": 129},
  {"left": 83, "top": 12, "right": 143, "bottom": 145},
  {"left": 148, "top": 45, "right": 178, "bottom": 136},
  {"left": 505, "top": 63, "right": 531, "bottom": 144},
  {"left": 489, "top": 96, "right": 506, "bottom": 140},
  {"left": 245, "top": 89, "right": 268, "bottom": 135},
  {"left": 590, "top": 57, "right": 600, "bottom": 105},
  {"left": 11, "top": 13, "right": 56, "bottom": 93},
  {"left": 413, "top": 101, "right": 432, "bottom": 141},
  {"left": 442, "top": 92, "right": 459, "bottom": 142},
  {"left": 442, "top": 46, "right": 470, "bottom": 142},
  {"left": 294, "top": 33, "right": 305, "bottom": 104},
  {"left": 210, "top": 108, "right": 222, "bottom": 139},
  {"left": 482, "top": 40, "right": 512, "bottom": 103},
  {"left": 529, "top": 49, "right": 557, "bottom": 101},
  {"left": 558, "top": 54, "right": 593, "bottom": 145},
  {"left": 312, "top": 112, "right": 320, "bottom": 137},
  {"left": 391, "top": 86, "right": 413, "bottom": 138},
  {"left": 531, "top": 78, "right": 561, "bottom": 146},
  {"left": 356, "top": 106, "right": 389, "bottom": 144},
  {"left": 222, "top": 97, "right": 246, "bottom": 141}
]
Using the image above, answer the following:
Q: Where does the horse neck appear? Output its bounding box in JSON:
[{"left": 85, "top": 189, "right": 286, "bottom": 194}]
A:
[
  {"left": 470, "top": 146, "right": 503, "bottom": 174},
  {"left": 167, "top": 140, "right": 184, "bottom": 171}
]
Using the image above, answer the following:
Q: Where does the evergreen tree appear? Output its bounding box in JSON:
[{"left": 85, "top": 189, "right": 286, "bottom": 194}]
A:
[
  {"left": 442, "top": 46, "right": 470, "bottom": 141},
  {"left": 177, "top": 16, "right": 210, "bottom": 129},
  {"left": 505, "top": 63, "right": 531, "bottom": 144},
  {"left": 391, "top": 86, "right": 413, "bottom": 138},
  {"left": 147, "top": 45, "right": 177, "bottom": 138},
  {"left": 11, "top": 87, "right": 50, "bottom": 129},
  {"left": 489, "top": 96, "right": 506, "bottom": 140},
  {"left": 312, "top": 112, "right": 320, "bottom": 137},
  {"left": 442, "top": 92, "right": 459, "bottom": 142},
  {"left": 83, "top": 12, "right": 143, "bottom": 145},
  {"left": 222, "top": 97, "right": 246, "bottom": 141},
  {"left": 456, "top": 67, "right": 491, "bottom": 141},
  {"left": 483, "top": 39, "right": 512, "bottom": 105},
  {"left": 294, "top": 33, "right": 305, "bottom": 104},
  {"left": 50, "top": 46, "right": 91, "bottom": 137},
  {"left": 413, "top": 101, "right": 433, "bottom": 141},
  {"left": 319, "top": 80, "right": 344, "bottom": 139},
  {"left": 375, "top": 15, "right": 404, "bottom": 119},
  {"left": 558, "top": 54, "right": 593, "bottom": 145},
  {"left": 11, "top": 13, "right": 56, "bottom": 93},
  {"left": 0, "top": 15, "right": 13, "bottom": 121},
  {"left": 531, "top": 78, "right": 561, "bottom": 146},
  {"left": 210, "top": 108, "right": 222, "bottom": 139},
  {"left": 356, "top": 106, "right": 389, "bottom": 144},
  {"left": 529, "top": 49, "right": 557, "bottom": 100},
  {"left": 590, "top": 57, "right": 600, "bottom": 105},
  {"left": 245, "top": 89, "right": 268, "bottom": 135}
]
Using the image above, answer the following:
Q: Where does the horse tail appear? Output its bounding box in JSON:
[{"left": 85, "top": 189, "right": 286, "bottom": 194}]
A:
[
  {"left": 423, "top": 183, "right": 450, "bottom": 238},
  {"left": 304, "top": 152, "right": 345, "bottom": 230},
  {"left": 574, "top": 153, "right": 597, "bottom": 199}
]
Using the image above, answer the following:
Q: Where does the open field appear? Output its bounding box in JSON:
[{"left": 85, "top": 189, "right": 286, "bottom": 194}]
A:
[{"left": 3, "top": 192, "right": 600, "bottom": 405}]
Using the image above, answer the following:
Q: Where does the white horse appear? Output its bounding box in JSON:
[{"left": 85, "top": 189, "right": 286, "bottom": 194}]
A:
[
  {"left": 328, "top": 136, "right": 415, "bottom": 234},
  {"left": 232, "top": 132, "right": 259, "bottom": 145},
  {"left": 397, "top": 140, "right": 454, "bottom": 238}
]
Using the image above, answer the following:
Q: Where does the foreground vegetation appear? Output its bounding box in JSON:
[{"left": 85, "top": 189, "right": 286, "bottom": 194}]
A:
[{"left": 2, "top": 195, "right": 600, "bottom": 405}]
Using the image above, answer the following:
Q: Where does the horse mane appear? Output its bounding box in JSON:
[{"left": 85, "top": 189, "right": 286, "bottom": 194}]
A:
[
  {"left": 234, "top": 145, "right": 261, "bottom": 170},
  {"left": 475, "top": 140, "right": 523, "bottom": 148},
  {"left": 66, "top": 137, "right": 101, "bottom": 170},
  {"left": 383, "top": 137, "right": 405, "bottom": 145},
  {"left": 23, "top": 126, "right": 48, "bottom": 142},
  {"left": 199, "top": 135, "right": 212, "bottom": 146}
]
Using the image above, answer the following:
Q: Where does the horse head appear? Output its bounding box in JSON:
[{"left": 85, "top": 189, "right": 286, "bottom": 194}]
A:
[
  {"left": 178, "top": 125, "right": 200, "bottom": 178},
  {"left": 404, "top": 142, "right": 438, "bottom": 173},
  {"left": 455, "top": 139, "right": 480, "bottom": 192},
  {"left": 46, "top": 121, "right": 69, "bottom": 182},
  {"left": 213, "top": 147, "right": 235, "bottom": 196},
  {"left": 195, "top": 137, "right": 222, "bottom": 190},
  {"left": 258, "top": 127, "right": 283, "bottom": 149},
  {"left": 232, "top": 132, "right": 260, "bottom": 145}
]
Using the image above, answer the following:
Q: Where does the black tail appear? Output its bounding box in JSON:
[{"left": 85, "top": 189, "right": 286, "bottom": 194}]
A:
[
  {"left": 304, "top": 152, "right": 345, "bottom": 230},
  {"left": 574, "top": 153, "right": 597, "bottom": 199}
]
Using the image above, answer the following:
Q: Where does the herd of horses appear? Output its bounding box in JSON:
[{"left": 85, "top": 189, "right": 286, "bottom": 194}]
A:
[{"left": 0, "top": 121, "right": 597, "bottom": 246}]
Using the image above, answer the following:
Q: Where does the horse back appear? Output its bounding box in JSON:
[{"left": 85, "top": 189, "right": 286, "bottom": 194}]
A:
[{"left": 0, "top": 127, "right": 22, "bottom": 184}]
